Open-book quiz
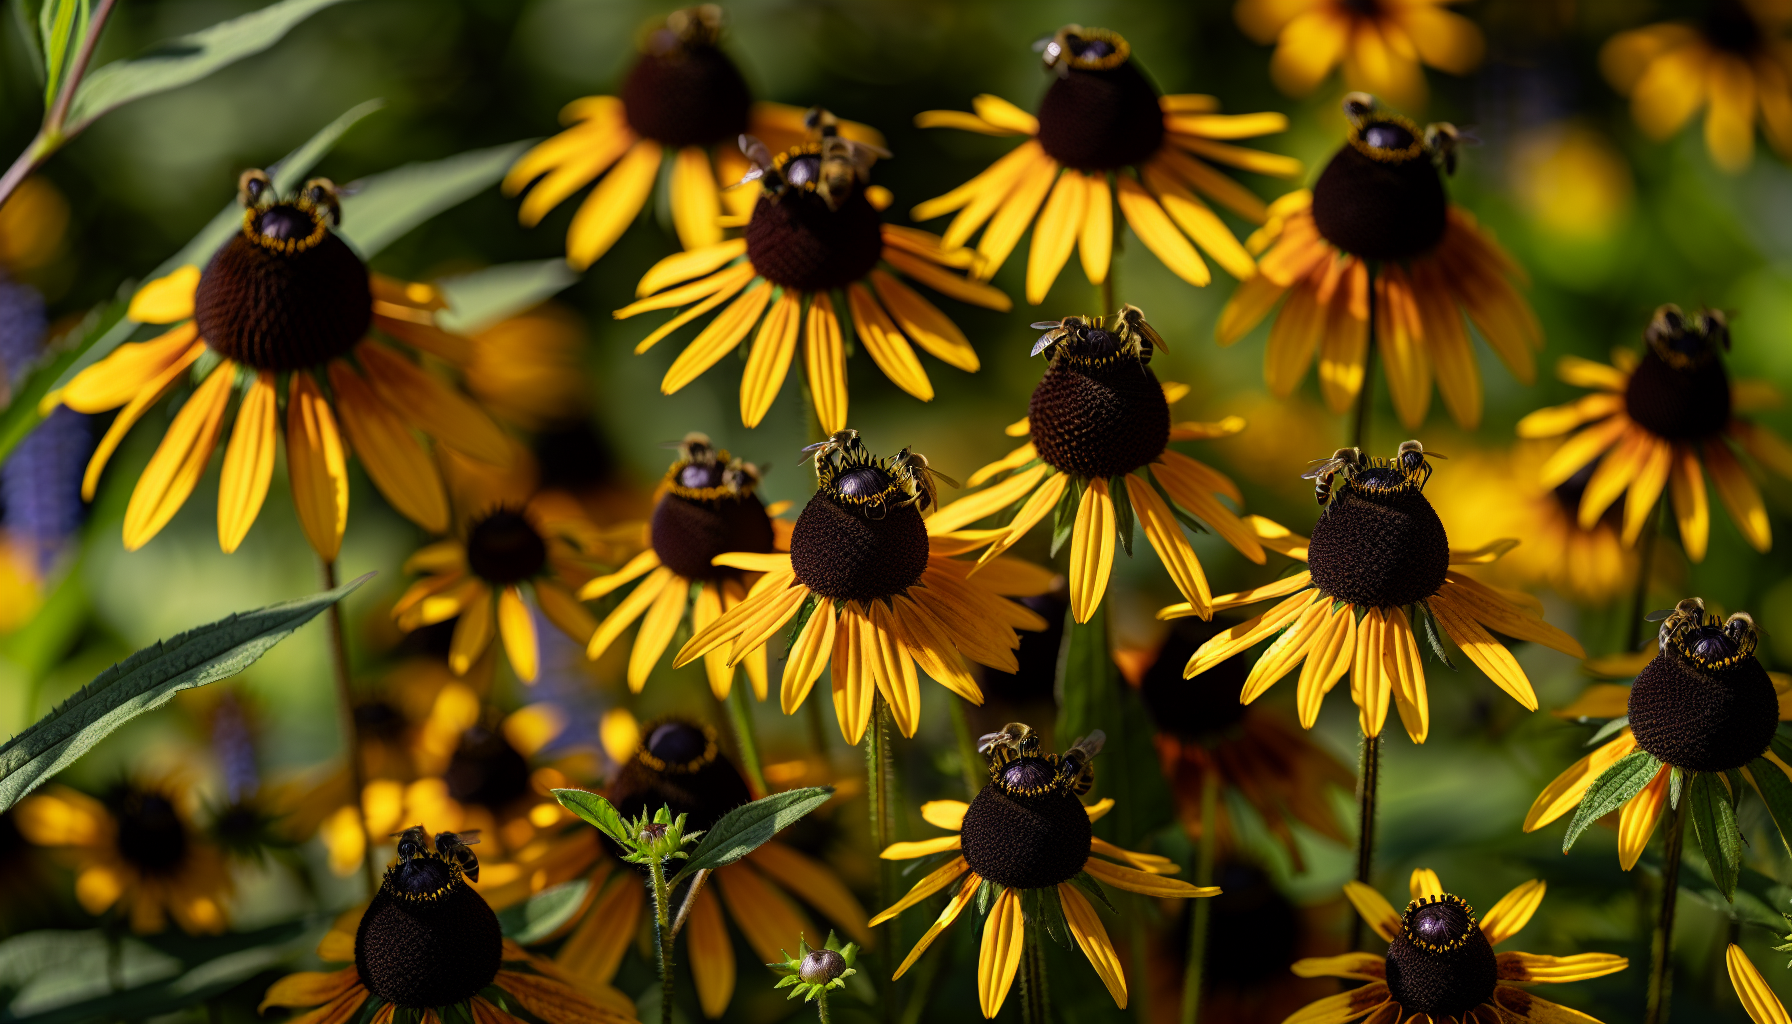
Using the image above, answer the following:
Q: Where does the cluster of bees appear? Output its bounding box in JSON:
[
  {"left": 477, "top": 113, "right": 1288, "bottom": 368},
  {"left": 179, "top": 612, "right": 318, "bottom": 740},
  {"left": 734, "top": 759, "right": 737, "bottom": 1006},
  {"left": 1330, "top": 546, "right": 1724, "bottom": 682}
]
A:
[
  {"left": 1301, "top": 440, "right": 1445, "bottom": 510},
  {"left": 736, "top": 107, "right": 889, "bottom": 211},
  {"left": 1342, "top": 92, "right": 1464, "bottom": 174},
  {"left": 667, "top": 431, "right": 763, "bottom": 495},
  {"left": 800, "top": 428, "right": 956, "bottom": 515},
  {"left": 390, "top": 825, "right": 482, "bottom": 881},
  {"left": 1027, "top": 303, "right": 1166, "bottom": 360},
  {"left": 1647, "top": 597, "right": 1760, "bottom": 668},
  {"left": 976, "top": 722, "right": 1105, "bottom": 798}
]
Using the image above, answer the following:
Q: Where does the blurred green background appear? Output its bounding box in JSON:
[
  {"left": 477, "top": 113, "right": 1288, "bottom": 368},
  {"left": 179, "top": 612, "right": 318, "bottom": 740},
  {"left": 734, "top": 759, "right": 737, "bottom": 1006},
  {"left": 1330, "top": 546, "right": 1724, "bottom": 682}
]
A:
[{"left": 5, "top": 0, "right": 1792, "bottom": 1021}]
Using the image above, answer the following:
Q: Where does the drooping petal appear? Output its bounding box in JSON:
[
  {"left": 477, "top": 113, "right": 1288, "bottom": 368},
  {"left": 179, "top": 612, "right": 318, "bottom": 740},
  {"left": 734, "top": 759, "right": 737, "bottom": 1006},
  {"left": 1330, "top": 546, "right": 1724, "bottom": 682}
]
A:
[
  {"left": 660, "top": 281, "right": 774, "bottom": 394},
  {"left": 1026, "top": 169, "right": 1087, "bottom": 304},
  {"left": 804, "top": 291, "right": 849, "bottom": 433},
  {"left": 891, "top": 872, "right": 979, "bottom": 980},
  {"left": 1058, "top": 882, "right": 1127, "bottom": 1008},
  {"left": 739, "top": 289, "right": 803, "bottom": 428},
  {"left": 684, "top": 884, "right": 735, "bottom": 1019},
  {"left": 498, "top": 586, "right": 539, "bottom": 682},
  {"left": 847, "top": 282, "right": 932, "bottom": 401},
  {"left": 1521, "top": 730, "right": 1637, "bottom": 832},
  {"left": 122, "top": 363, "right": 235, "bottom": 552},
  {"left": 1069, "top": 478, "right": 1117, "bottom": 623},
  {"left": 327, "top": 361, "right": 448, "bottom": 533},
  {"left": 567, "top": 139, "right": 663, "bottom": 270},
  {"left": 1342, "top": 881, "right": 1402, "bottom": 943},
  {"left": 1726, "top": 944, "right": 1792, "bottom": 1024},
  {"left": 286, "top": 372, "right": 351, "bottom": 562},
  {"left": 357, "top": 342, "right": 511, "bottom": 466},
  {"left": 216, "top": 370, "right": 277, "bottom": 553},
  {"left": 978, "top": 887, "right": 1026, "bottom": 1019}
]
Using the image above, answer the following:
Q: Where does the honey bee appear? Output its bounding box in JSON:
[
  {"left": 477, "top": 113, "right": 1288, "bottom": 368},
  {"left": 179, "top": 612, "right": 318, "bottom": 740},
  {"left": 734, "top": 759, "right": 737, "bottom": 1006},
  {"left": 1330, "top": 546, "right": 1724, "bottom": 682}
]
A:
[
  {"left": 805, "top": 108, "right": 891, "bottom": 211},
  {"left": 390, "top": 825, "right": 430, "bottom": 864},
  {"left": 1646, "top": 597, "right": 1707, "bottom": 653},
  {"left": 661, "top": 4, "right": 723, "bottom": 47},
  {"left": 892, "top": 448, "right": 957, "bottom": 513},
  {"left": 1058, "top": 730, "right": 1106, "bottom": 797},
  {"left": 667, "top": 431, "right": 716, "bottom": 463},
  {"left": 720, "top": 457, "right": 763, "bottom": 494},
  {"left": 1302, "top": 447, "right": 1364, "bottom": 509},
  {"left": 434, "top": 830, "right": 482, "bottom": 881},
  {"left": 1342, "top": 92, "right": 1378, "bottom": 129},
  {"left": 799, "top": 429, "right": 863, "bottom": 467},
  {"left": 1724, "top": 611, "right": 1761, "bottom": 656},
  {"left": 1394, "top": 440, "right": 1446, "bottom": 489},
  {"left": 238, "top": 169, "right": 276, "bottom": 210},
  {"left": 1423, "top": 122, "right": 1462, "bottom": 175},
  {"left": 1028, "top": 315, "right": 1095, "bottom": 357},
  {"left": 1112, "top": 304, "right": 1167, "bottom": 353},
  {"left": 977, "top": 722, "right": 1038, "bottom": 758},
  {"left": 735, "top": 134, "right": 778, "bottom": 190}
]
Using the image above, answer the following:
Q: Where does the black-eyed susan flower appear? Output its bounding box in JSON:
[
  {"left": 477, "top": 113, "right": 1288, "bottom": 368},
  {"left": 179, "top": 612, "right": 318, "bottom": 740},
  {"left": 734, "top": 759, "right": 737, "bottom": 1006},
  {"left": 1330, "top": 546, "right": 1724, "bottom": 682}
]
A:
[
  {"left": 1602, "top": 0, "right": 1792, "bottom": 173},
  {"left": 46, "top": 171, "right": 510, "bottom": 558},
  {"left": 1526, "top": 598, "right": 1792, "bottom": 876},
  {"left": 550, "top": 719, "right": 869, "bottom": 1019},
  {"left": 1174, "top": 441, "right": 1584, "bottom": 743},
  {"left": 618, "top": 113, "right": 1009, "bottom": 433},
  {"left": 464, "top": 303, "right": 592, "bottom": 433},
  {"left": 927, "top": 306, "right": 1269, "bottom": 624},
  {"left": 583, "top": 433, "right": 789, "bottom": 696},
  {"left": 912, "top": 25, "right": 1302, "bottom": 302},
  {"left": 1138, "top": 622, "right": 1354, "bottom": 867},
  {"left": 394, "top": 485, "right": 605, "bottom": 683},
  {"left": 872, "top": 725, "right": 1216, "bottom": 1017},
  {"left": 1234, "top": 0, "right": 1485, "bottom": 110},
  {"left": 1517, "top": 305, "right": 1792, "bottom": 564},
  {"left": 1291, "top": 868, "right": 1627, "bottom": 1023},
  {"left": 1426, "top": 441, "right": 1639, "bottom": 606},
  {"left": 1218, "top": 95, "right": 1540, "bottom": 431},
  {"left": 1727, "top": 943, "right": 1792, "bottom": 1024},
  {"left": 504, "top": 6, "right": 882, "bottom": 268},
  {"left": 17, "top": 782, "right": 229, "bottom": 934},
  {"left": 260, "top": 831, "right": 637, "bottom": 1023},
  {"left": 671, "top": 433, "right": 1052, "bottom": 743}
]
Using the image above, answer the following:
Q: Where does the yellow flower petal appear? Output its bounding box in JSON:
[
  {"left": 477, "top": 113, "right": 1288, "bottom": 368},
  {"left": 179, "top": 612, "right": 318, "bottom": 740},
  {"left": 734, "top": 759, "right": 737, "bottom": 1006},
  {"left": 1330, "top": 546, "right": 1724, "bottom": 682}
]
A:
[
  {"left": 978, "top": 887, "right": 1025, "bottom": 1019},
  {"left": 127, "top": 266, "right": 200, "bottom": 323},
  {"left": 498, "top": 586, "right": 539, "bottom": 682},
  {"left": 217, "top": 371, "right": 277, "bottom": 554},
  {"left": 804, "top": 291, "right": 849, "bottom": 434},
  {"left": 286, "top": 372, "right": 351, "bottom": 562},
  {"left": 122, "top": 362, "right": 234, "bottom": 551}
]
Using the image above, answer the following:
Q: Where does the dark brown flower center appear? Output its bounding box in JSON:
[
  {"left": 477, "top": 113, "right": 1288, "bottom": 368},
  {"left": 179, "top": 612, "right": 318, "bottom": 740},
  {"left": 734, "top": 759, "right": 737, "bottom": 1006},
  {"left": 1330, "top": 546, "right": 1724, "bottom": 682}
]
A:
[
  {"left": 608, "top": 720, "right": 750, "bottom": 835},
  {"left": 1028, "top": 353, "right": 1170, "bottom": 479},
  {"left": 1628, "top": 648, "right": 1776, "bottom": 772},
  {"left": 1384, "top": 894, "right": 1497, "bottom": 1017},
  {"left": 1141, "top": 621, "right": 1251, "bottom": 742},
  {"left": 465, "top": 509, "right": 548, "bottom": 584},
  {"left": 651, "top": 454, "right": 776, "bottom": 581},
  {"left": 1311, "top": 116, "right": 1446, "bottom": 261},
  {"left": 1707, "top": 0, "right": 1764, "bottom": 55},
  {"left": 110, "top": 788, "right": 187, "bottom": 874},
  {"left": 959, "top": 782, "right": 1092, "bottom": 889},
  {"left": 193, "top": 205, "right": 371, "bottom": 372},
  {"left": 1624, "top": 347, "right": 1732, "bottom": 440},
  {"left": 745, "top": 185, "right": 884, "bottom": 292},
  {"left": 445, "top": 726, "right": 532, "bottom": 811},
  {"left": 1307, "top": 467, "right": 1450, "bottom": 609},
  {"left": 1035, "top": 30, "right": 1164, "bottom": 171},
  {"left": 619, "top": 34, "right": 751, "bottom": 148},
  {"left": 356, "top": 854, "right": 501, "bottom": 1008}
]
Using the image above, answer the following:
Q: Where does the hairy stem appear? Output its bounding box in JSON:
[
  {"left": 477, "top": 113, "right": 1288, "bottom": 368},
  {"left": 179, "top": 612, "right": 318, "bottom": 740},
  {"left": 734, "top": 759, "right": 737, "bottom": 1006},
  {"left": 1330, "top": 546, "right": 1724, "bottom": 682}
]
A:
[
  {"left": 1019, "top": 924, "right": 1048, "bottom": 1024},
  {"left": 867, "top": 695, "right": 894, "bottom": 1023},
  {"left": 320, "top": 558, "right": 375, "bottom": 896},
  {"left": 1348, "top": 731, "right": 1381, "bottom": 952},
  {"left": 650, "top": 853, "right": 675, "bottom": 1024},
  {"left": 670, "top": 869, "right": 709, "bottom": 939},
  {"left": 1180, "top": 769, "right": 1219, "bottom": 1023},
  {"left": 726, "top": 683, "right": 768, "bottom": 798},
  {"left": 1645, "top": 796, "right": 1685, "bottom": 1024},
  {"left": 816, "top": 990, "right": 832, "bottom": 1024}
]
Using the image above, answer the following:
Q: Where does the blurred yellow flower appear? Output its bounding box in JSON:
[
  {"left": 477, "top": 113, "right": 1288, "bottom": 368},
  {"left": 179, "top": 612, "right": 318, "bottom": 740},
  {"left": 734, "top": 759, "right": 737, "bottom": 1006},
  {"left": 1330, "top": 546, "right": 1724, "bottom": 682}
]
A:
[
  {"left": 1601, "top": 0, "right": 1792, "bottom": 173},
  {"left": 0, "top": 177, "right": 68, "bottom": 272},
  {"left": 1509, "top": 123, "right": 1635, "bottom": 241},
  {"left": 466, "top": 303, "right": 590, "bottom": 432},
  {"left": 1235, "top": 0, "right": 1484, "bottom": 110}
]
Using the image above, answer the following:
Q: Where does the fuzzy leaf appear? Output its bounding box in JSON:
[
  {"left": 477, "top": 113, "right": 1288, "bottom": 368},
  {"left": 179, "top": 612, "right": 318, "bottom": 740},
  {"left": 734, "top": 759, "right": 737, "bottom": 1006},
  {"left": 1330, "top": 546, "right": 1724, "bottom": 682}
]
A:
[
  {"left": 64, "top": 0, "right": 355, "bottom": 132},
  {"left": 0, "top": 574, "right": 369, "bottom": 813},
  {"left": 1584, "top": 715, "right": 1631, "bottom": 748},
  {"left": 669, "top": 786, "right": 833, "bottom": 885},
  {"left": 552, "top": 789, "right": 630, "bottom": 844},
  {"left": 1689, "top": 770, "right": 1744, "bottom": 901},
  {"left": 1414, "top": 600, "right": 1455, "bottom": 669},
  {"left": 1561, "top": 749, "right": 1661, "bottom": 853}
]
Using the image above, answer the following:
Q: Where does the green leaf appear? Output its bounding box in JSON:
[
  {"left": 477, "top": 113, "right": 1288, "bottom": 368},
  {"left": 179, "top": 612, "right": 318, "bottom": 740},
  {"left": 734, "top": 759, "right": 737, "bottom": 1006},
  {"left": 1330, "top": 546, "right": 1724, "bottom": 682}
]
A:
[
  {"left": 1107, "top": 475, "right": 1134, "bottom": 556},
  {"left": 1561, "top": 749, "right": 1662, "bottom": 853},
  {"left": 1054, "top": 601, "right": 1173, "bottom": 848},
  {"left": 1051, "top": 475, "right": 1083, "bottom": 557},
  {"left": 0, "top": 573, "right": 369, "bottom": 813},
  {"left": 1068, "top": 871, "right": 1116, "bottom": 914},
  {"left": 336, "top": 140, "right": 530, "bottom": 259},
  {"left": 670, "top": 786, "right": 834, "bottom": 885},
  {"left": 1748, "top": 757, "right": 1792, "bottom": 857},
  {"left": 496, "top": 877, "right": 591, "bottom": 944},
  {"left": 1584, "top": 715, "right": 1631, "bottom": 748},
  {"left": 11, "top": 0, "right": 47, "bottom": 87},
  {"left": 434, "top": 259, "right": 578, "bottom": 336},
  {"left": 552, "top": 788, "right": 629, "bottom": 844},
  {"left": 1689, "top": 770, "right": 1744, "bottom": 901},
  {"left": 1021, "top": 885, "right": 1070, "bottom": 947},
  {"left": 38, "top": 0, "right": 84, "bottom": 106},
  {"left": 1412, "top": 600, "right": 1454, "bottom": 669},
  {"left": 63, "top": 0, "right": 356, "bottom": 132},
  {"left": 975, "top": 877, "right": 1001, "bottom": 916}
]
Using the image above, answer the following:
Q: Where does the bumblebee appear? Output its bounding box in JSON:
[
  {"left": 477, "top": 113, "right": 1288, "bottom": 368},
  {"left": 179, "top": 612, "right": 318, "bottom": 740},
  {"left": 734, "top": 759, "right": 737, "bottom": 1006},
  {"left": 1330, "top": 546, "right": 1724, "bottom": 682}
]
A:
[
  {"left": 1058, "top": 731, "right": 1105, "bottom": 797},
  {"left": 433, "top": 830, "right": 483, "bottom": 882},
  {"left": 1302, "top": 447, "right": 1364, "bottom": 509},
  {"left": 891, "top": 447, "right": 957, "bottom": 513},
  {"left": 977, "top": 721, "right": 1038, "bottom": 757},
  {"left": 1424, "top": 122, "right": 1463, "bottom": 175},
  {"left": 1394, "top": 440, "right": 1446, "bottom": 489},
  {"left": 1646, "top": 597, "right": 1707, "bottom": 654},
  {"left": 981, "top": 724, "right": 1104, "bottom": 798},
  {"left": 1342, "top": 92, "right": 1378, "bottom": 129},
  {"left": 1724, "top": 612, "right": 1761, "bottom": 659},
  {"left": 800, "top": 429, "right": 863, "bottom": 468}
]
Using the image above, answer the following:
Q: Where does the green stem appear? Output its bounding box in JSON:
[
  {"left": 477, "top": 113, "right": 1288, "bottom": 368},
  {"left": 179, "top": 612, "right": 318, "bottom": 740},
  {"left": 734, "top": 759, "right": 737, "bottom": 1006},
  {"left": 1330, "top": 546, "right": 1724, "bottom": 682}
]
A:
[
  {"left": 867, "top": 695, "right": 894, "bottom": 1023},
  {"left": 1019, "top": 925, "right": 1048, "bottom": 1024},
  {"left": 1351, "top": 270, "right": 1377, "bottom": 452},
  {"left": 650, "top": 854, "right": 675, "bottom": 1024},
  {"left": 1628, "top": 498, "right": 1665, "bottom": 652},
  {"left": 1348, "top": 731, "right": 1381, "bottom": 952},
  {"left": 1180, "top": 771, "right": 1219, "bottom": 1024},
  {"left": 1645, "top": 795, "right": 1685, "bottom": 1024},
  {"left": 726, "top": 682, "right": 768, "bottom": 798},
  {"left": 947, "top": 697, "right": 984, "bottom": 799},
  {"left": 817, "top": 990, "right": 832, "bottom": 1024},
  {"left": 320, "top": 558, "right": 376, "bottom": 897}
]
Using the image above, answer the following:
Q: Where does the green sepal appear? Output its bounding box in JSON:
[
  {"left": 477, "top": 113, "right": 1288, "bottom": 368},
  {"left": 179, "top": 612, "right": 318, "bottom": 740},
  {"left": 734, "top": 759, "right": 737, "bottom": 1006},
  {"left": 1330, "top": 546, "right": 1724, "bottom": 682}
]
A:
[
  {"left": 1051, "top": 476, "right": 1085, "bottom": 557},
  {"left": 1670, "top": 765, "right": 1683, "bottom": 810},
  {"left": 1688, "top": 770, "right": 1744, "bottom": 901},
  {"left": 783, "top": 593, "right": 822, "bottom": 655},
  {"left": 1108, "top": 475, "right": 1135, "bottom": 556},
  {"left": 1021, "top": 885, "right": 1072, "bottom": 947},
  {"left": 831, "top": 289, "right": 857, "bottom": 358},
  {"left": 1772, "top": 732, "right": 1792, "bottom": 766},
  {"left": 1747, "top": 756, "right": 1792, "bottom": 857},
  {"left": 1413, "top": 600, "right": 1454, "bottom": 670},
  {"left": 1069, "top": 870, "right": 1117, "bottom": 915},
  {"left": 1584, "top": 716, "right": 1631, "bottom": 748},
  {"left": 1562, "top": 749, "right": 1662, "bottom": 853},
  {"left": 976, "top": 877, "right": 1002, "bottom": 916},
  {"left": 1145, "top": 466, "right": 1209, "bottom": 535}
]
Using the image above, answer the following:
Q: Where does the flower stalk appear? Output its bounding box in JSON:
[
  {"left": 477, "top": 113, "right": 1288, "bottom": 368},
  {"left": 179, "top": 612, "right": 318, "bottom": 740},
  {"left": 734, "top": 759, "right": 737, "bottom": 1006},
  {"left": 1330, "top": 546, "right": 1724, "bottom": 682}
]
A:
[
  {"left": 320, "top": 557, "right": 375, "bottom": 895},
  {"left": 1645, "top": 790, "right": 1685, "bottom": 1024},
  {"left": 727, "top": 682, "right": 769, "bottom": 798},
  {"left": 1018, "top": 926, "right": 1049, "bottom": 1024},
  {"left": 0, "top": 0, "right": 117, "bottom": 210},
  {"left": 1181, "top": 768, "right": 1220, "bottom": 1023},
  {"left": 866, "top": 693, "right": 895, "bottom": 1021}
]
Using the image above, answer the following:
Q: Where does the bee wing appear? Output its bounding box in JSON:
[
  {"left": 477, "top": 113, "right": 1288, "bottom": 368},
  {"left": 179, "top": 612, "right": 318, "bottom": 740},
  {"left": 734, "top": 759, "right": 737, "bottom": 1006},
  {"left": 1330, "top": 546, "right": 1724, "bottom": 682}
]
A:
[
  {"left": 1426, "top": 452, "right": 1449, "bottom": 460},
  {"left": 1642, "top": 609, "right": 1675, "bottom": 622},
  {"left": 1030, "top": 335, "right": 1057, "bottom": 357},
  {"left": 1029, "top": 321, "right": 1066, "bottom": 330},
  {"left": 930, "top": 470, "right": 961, "bottom": 490},
  {"left": 455, "top": 830, "right": 482, "bottom": 845},
  {"left": 1299, "top": 460, "right": 1338, "bottom": 480},
  {"left": 1070, "top": 730, "right": 1106, "bottom": 758}
]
